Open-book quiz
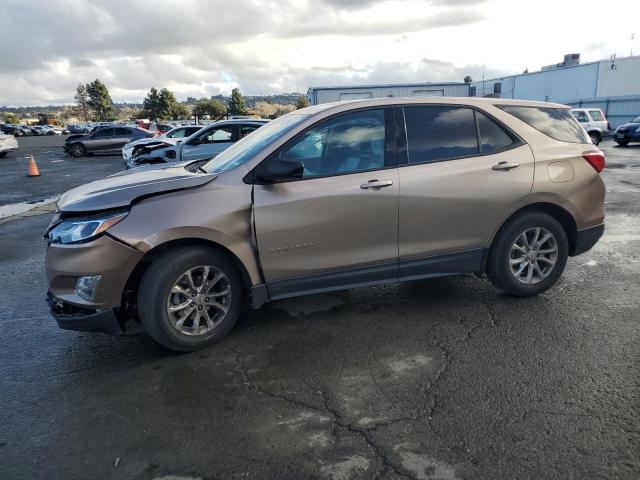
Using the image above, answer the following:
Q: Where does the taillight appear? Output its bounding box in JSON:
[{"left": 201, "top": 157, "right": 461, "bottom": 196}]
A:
[{"left": 583, "top": 150, "right": 605, "bottom": 173}]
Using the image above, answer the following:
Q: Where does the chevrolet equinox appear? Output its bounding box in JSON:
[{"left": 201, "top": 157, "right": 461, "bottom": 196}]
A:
[{"left": 45, "top": 98, "right": 605, "bottom": 351}]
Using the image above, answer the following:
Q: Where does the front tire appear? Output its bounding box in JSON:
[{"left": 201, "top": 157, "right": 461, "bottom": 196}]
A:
[
  {"left": 616, "top": 140, "right": 629, "bottom": 147},
  {"left": 68, "top": 143, "right": 86, "bottom": 158},
  {"left": 487, "top": 212, "right": 568, "bottom": 297},
  {"left": 589, "top": 132, "right": 601, "bottom": 146},
  {"left": 137, "top": 246, "right": 243, "bottom": 352}
]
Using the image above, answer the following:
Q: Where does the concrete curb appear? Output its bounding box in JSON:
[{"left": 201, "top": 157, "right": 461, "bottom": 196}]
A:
[{"left": 0, "top": 197, "right": 58, "bottom": 225}]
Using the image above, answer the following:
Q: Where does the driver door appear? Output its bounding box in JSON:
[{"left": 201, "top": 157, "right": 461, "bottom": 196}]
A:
[
  {"left": 252, "top": 108, "right": 399, "bottom": 299},
  {"left": 181, "top": 125, "right": 234, "bottom": 161}
]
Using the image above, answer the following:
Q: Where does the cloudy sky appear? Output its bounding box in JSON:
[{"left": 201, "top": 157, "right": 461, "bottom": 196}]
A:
[{"left": 0, "top": 0, "right": 638, "bottom": 106}]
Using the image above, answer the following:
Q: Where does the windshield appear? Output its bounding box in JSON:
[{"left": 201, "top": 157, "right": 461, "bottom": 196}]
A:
[
  {"left": 201, "top": 114, "right": 310, "bottom": 174},
  {"left": 633, "top": 116, "right": 640, "bottom": 123}
]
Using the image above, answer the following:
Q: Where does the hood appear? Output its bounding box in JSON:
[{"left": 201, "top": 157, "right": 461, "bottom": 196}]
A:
[
  {"left": 57, "top": 165, "right": 217, "bottom": 212},
  {"left": 128, "top": 136, "right": 182, "bottom": 148},
  {"left": 617, "top": 122, "right": 640, "bottom": 130},
  {"left": 66, "top": 133, "right": 89, "bottom": 142}
]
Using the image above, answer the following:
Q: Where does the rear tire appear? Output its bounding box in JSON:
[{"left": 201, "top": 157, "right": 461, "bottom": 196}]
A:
[
  {"left": 0, "top": 151, "right": 7, "bottom": 158},
  {"left": 137, "top": 246, "right": 243, "bottom": 352},
  {"left": 487, "top": 212, "right": 568, "bottom": 297}
]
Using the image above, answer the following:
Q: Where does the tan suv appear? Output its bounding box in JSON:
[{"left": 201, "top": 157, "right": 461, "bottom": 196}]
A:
[{"left": 45, "top": 98, "right": 605, "bottom": 351}]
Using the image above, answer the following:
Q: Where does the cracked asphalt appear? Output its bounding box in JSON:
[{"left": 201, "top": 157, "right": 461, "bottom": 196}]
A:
[{"left": 0, "top": 140, "right": 639, "bottom": 480}]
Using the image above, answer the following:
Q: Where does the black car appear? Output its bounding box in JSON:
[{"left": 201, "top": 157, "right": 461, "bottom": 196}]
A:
[
  {"left": 614, "top": 116, "right": 640, "bottom": 146},
  {"left": 64, "top": 126, "right": 153, "bottom": 158}
]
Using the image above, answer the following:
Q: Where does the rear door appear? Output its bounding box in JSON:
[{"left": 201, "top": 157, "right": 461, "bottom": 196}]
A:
[
  {"left": 87, "top": 127, "right": 114, "bottom": 152},
  {"left": 111, "top": 127, "right": 136, "bottom": 151},
  {"left": 397, "top": 105, "right": 534, "bottom": 278},
  {"left": 252, "top": 108, "right": 399, "bottom": 298}
]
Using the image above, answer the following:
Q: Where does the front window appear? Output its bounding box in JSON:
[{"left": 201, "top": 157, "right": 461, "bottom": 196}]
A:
[
  {"left": 573, "top": 111, "right": 589, "bottom": 123},
  {"left": 166, "top": 128, "right": 185, "bottom": 138},
  {"left": 201, "top": 114, "right": 309, "bottom": 174},
  {"left": 261, "top": 109, "right": 387, "bottom": 179},
  {"left": 196, "top": 126, "right": 233, "bottom": 144}
]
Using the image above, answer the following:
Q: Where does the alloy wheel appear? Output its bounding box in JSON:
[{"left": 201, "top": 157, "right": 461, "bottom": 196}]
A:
[
  {"left": 509, "top": 227, "right": 558, "bottom": 285},
  {"left": 166, "top": 265, "right": 231, "bottom": 336}
]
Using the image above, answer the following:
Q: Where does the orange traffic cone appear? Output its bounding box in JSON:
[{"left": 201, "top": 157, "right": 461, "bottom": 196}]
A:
[{"left": 27, "top": 155, "right": 40, "bottom": 177}]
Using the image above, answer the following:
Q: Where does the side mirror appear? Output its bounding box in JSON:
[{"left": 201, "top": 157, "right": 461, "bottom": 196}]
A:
[
  {"left": 189, "top": 137, "right": 203, "bottom": 146},
  {"left": 255, "top": 158, "right": 304, "bottom": 184},
  {"left": 176, "top": 140, "right": 183, "bottom": 144}
]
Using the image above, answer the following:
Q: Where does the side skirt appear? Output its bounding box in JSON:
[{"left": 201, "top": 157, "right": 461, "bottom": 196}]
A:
[{"left": 252, "top": 248, "right": 485, "bottom": 308}]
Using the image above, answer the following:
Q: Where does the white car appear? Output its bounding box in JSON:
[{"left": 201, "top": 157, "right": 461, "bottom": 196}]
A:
[
  {"left": 122, "top": 125, "right": 203, "bottom": 164},
  {"left": 571, "top": 108, "right": 610, "bottom": 146},
  {"left": 0, "top": 133, "right": 19, "bottom": 157}
]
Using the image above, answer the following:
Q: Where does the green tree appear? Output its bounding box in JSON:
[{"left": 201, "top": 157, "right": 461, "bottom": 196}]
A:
[
  {"left": 85, "top": 79, "right": 115, "bottom": 121},
  {"left": 142, "top": 87, "right": 161, "bottom": 120},
  {"left": 74, "top": 84, "right": 91, "bottom": 122},
  {"left": 295, "top": 95, "right": 310, "bottom": 109},
  {"left": 463, "top": 75, "right": 473, "bottom": 84},
  {"left": 228, "top": 87, "right": 247, "bottom": 115},
  {"left": 170, "top": 103, "right": 191, "bottom": 120},
  {"left": 193, "top": 99, "right": 227, "bottom": 120},
  {"left": 158, "top": 88, "right": 178, "bottom": 120},
  {"left": 2, "top": 112, "right": 20, "bottom": 124}
]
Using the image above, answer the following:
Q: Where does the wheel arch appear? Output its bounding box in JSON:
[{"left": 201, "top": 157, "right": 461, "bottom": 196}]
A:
[
  {"left": 122, "top": 237, "right": 254, "bottom": 314},
  {"left": 485, "top": 202, "right": 578, "bottom": 271}
]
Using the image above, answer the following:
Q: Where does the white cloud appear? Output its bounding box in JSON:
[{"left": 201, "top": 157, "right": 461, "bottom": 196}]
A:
[{"left": 0, "top": 0, "right": 638, "bottom": 105}]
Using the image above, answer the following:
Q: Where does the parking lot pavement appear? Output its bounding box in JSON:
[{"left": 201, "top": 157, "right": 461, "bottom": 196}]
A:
[
  {"left": 0, "top": 135, "right": 124, "bottom": 207},
  {"left": 0, "top": 140, "right": 638, "bottom": 480}
]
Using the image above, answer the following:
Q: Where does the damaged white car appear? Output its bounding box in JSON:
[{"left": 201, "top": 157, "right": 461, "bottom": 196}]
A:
[
  {"left": 124, "top": 119, "right": 269, "bottom": 169},
  {"left": 122, "top": 125, "right": 203, "bottom": 167}
]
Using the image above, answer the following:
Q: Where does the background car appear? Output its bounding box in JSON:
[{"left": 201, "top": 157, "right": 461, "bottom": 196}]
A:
[
  {"left": 613, "top": 116, "right": 640, "bottom": 146},
  {"left": 571, "top": 108, "right": 610, "bottom": 145},
  {"left": 0, "top": 132, "right": 19, "bottom": 157},
  {"left": 64, "top": 125, "right": 154, "bottom": 158},
  {"left": 122, "top": 124, "right": 203, "bottom": 164},
  {"left": 126, "top": 119, "right": 268, "bottom": 169},
  {"left": 67, "top": 124, "right": 92, "bottom": 134}
]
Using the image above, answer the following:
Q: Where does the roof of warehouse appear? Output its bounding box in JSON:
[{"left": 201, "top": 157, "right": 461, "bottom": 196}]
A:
[{"left": 307, "top": 82, "right": 467, "bottom": 92}]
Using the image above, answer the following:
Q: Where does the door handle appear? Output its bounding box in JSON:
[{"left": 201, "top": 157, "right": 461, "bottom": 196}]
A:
[
  {"left": 360, "top": 179, "right": 394, "bottom": 189},
  {"left": 492, "top": 161, "right": 520, "bottom": 171}
]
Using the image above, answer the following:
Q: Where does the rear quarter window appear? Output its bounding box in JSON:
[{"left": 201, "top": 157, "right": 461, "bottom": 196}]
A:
[{"left": 499, "top": 106, "right": 589, "bottom": 144}]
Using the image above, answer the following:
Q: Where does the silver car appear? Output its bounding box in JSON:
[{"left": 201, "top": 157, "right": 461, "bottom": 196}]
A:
[{"left": 126, "top": 119, "right": 269, "bottom": 169}]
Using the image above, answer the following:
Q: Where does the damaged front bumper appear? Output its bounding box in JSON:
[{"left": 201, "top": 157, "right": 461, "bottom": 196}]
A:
[{"left": 47, "top": 291, "right": 124, "bottom": 334}]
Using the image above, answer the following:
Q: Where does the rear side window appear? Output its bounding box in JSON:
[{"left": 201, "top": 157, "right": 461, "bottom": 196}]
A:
[
  {"left": 499, "top": 106, "right": 589, "bottom": 143},
  {"left": 476, "top": 111, "right": 516, "bottom": 154},
  {"left": 404, "top": 106, "right": 478, "bottom": 163},
  {"left": 589, "top": 110, "right": 604, "bottom": 121}
]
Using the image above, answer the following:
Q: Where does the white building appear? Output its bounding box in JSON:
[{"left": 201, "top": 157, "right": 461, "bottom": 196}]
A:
[
  {"left": 307, "top": 82, "right": 469, "bottom": 105},
  {"left": 307, "top": 54, "right": 640, "bottom": 128}
]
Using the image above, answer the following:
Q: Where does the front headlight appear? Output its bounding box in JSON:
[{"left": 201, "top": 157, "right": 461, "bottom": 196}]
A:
[
  {"left": 635, "top": 127, "right": 640, "bottom": 133},
  {"left": 48, "top": 211, "right": 128, "bottom": 244}
]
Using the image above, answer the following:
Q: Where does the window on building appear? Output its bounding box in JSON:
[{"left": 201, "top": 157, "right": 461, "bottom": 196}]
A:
[{"left": 404, "top": 106, "right": 478, "bottom": 163}]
